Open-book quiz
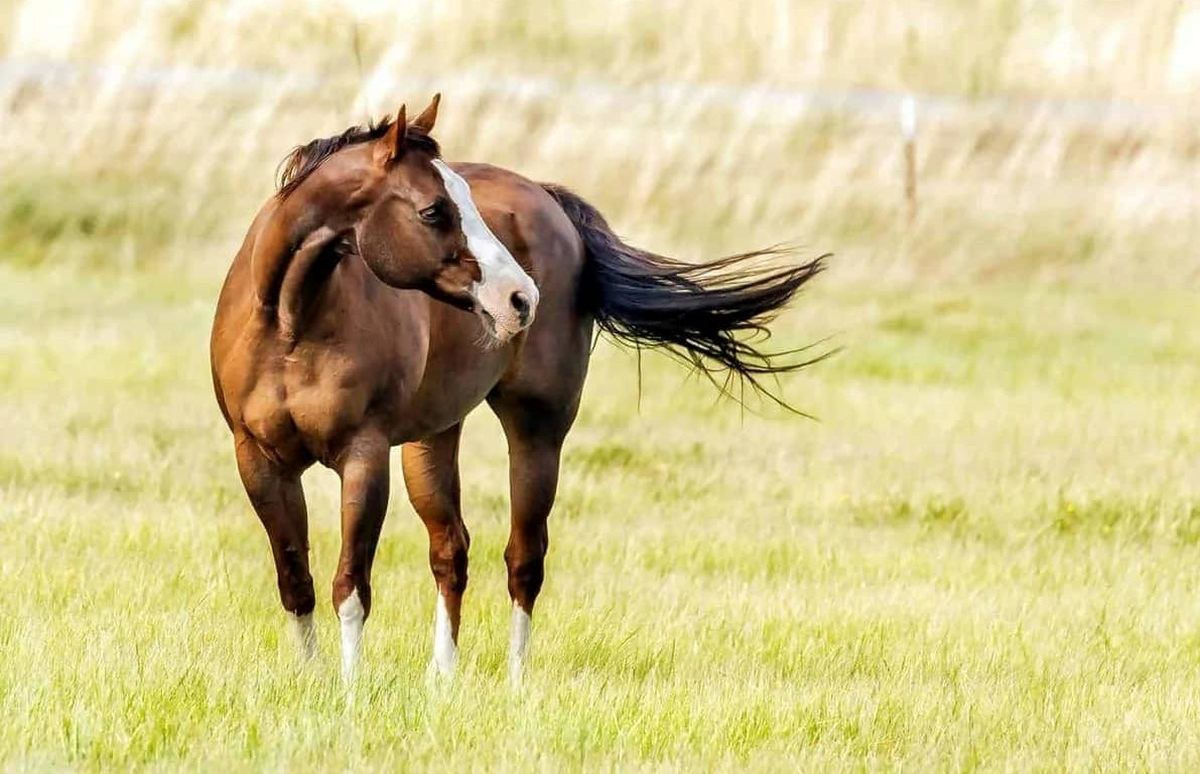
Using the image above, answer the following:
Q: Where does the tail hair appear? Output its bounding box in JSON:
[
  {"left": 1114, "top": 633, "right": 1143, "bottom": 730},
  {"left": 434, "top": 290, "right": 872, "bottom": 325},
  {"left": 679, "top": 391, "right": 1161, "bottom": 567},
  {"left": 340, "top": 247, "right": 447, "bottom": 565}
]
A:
[{"left": 542, "top": 184, "right": 830, "bottom": 413}]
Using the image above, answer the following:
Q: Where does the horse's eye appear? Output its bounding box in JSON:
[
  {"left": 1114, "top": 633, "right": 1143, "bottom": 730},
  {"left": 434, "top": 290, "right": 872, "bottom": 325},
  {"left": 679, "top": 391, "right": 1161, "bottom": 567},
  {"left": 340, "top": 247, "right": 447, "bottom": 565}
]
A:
[{"left": 419, "top": 199, "right": 450, "bottom": 226}]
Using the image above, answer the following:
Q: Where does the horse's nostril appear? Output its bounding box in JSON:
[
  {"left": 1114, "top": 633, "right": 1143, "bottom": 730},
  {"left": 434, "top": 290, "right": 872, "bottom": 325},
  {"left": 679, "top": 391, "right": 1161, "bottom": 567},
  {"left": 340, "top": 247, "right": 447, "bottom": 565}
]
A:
[{"left": 511, "top": 291, "right": 531, "bottom": 320}]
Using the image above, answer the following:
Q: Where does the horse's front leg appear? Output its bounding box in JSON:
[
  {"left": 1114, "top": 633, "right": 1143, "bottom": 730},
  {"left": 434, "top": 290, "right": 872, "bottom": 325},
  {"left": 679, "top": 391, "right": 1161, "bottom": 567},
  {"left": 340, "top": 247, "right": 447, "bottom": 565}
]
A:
[
  {"left": 401, "top": 423, "right": 469, "bottom": 679},
  {"left": 234, "top": 436, "right": 317, "bottom": 662},
  {"left": 331, "top": 431, "right": 391, "bottom": 682}
]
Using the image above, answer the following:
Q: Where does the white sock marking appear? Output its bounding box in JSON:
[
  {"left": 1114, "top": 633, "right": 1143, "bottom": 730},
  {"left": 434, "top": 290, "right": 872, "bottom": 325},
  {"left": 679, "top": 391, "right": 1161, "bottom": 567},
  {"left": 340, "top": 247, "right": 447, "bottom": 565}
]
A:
[
  {"left": 508, "top": 602, "right": 532, "bottom": 687},
  {"left": 286, "top": 611, "right": 317, "bottom": 661},
  {"left": 338, "top": 589, "right": 365, "bottom": 682},
  {"left": 432, "top": 591, "right": 457, "bottom": 677}
]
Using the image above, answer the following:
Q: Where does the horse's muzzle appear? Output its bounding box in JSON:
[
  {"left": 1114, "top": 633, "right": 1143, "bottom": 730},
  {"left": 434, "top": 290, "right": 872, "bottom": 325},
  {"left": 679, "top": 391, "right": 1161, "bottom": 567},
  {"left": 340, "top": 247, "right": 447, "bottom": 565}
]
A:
[{"left": 475, "top": 276, "right": 538, "bottom": 343}]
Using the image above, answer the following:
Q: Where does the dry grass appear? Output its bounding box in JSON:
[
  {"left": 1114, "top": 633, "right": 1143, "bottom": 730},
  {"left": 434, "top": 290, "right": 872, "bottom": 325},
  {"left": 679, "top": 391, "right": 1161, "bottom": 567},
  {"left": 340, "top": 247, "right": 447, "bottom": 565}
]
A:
[{"left": 2, "top": 0, "right": 1199, "bottom": 282}]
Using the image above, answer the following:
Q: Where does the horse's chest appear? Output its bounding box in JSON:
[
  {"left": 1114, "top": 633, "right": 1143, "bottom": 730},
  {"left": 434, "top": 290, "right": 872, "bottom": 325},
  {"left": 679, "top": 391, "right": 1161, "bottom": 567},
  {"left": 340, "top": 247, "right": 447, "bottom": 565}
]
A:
[
  {"left": 237, "top": 348, "right": 384, "bottom": 464},
  {"left": 282, "top": 353, "right": 378, "bottom": 448}
]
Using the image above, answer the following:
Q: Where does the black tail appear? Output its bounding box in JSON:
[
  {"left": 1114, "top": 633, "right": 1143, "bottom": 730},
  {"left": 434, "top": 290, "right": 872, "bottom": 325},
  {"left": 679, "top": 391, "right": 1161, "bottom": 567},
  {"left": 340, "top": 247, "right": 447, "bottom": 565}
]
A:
[{"left": 542, "top": 184, "right": 829, "bottom": 412}]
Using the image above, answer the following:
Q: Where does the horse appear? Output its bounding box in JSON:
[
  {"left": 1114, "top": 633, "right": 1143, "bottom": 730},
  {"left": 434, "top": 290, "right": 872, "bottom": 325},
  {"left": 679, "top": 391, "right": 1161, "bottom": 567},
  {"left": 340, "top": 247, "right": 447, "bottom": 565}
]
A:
[{"left": 210, "top": 95, "right": 825, "bottom": 684}]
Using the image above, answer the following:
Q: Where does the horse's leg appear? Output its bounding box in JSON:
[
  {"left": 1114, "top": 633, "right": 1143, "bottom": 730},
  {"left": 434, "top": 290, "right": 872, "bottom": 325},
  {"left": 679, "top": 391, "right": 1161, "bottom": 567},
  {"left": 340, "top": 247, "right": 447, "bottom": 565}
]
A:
[
  {"left": 488, "top": 396, "right": 577, "bottom": 686},
  {"left": 234, "top": 437, "right": 317, "bottom": 661},
  {"left": 401, "top": 423, "right": 469, "bottom": 678},
  {"left": 331, "top": 431, "right": 391, "bottom": 682}
]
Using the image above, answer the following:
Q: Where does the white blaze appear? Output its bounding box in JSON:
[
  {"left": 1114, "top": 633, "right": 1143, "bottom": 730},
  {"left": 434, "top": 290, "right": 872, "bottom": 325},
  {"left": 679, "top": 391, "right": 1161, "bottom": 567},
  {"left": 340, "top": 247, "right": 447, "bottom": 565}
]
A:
[
  {"left": 432, "top": 592, "right": 457, "bottom": 677},
  {"left": 430, "top": 159, "right": 539, "bottom": 335},
  {"left": 338, "top": 589, "right": 365, "bottom": 682},
  {"left": 508, "top": 603, "right": 532, "bottom": 687}
]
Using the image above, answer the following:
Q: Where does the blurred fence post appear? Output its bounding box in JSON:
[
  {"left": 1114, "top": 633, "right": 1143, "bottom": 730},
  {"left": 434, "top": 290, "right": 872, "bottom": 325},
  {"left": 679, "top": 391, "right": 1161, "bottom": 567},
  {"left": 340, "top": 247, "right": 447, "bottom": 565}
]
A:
[{"left": 900, "top": 94, "right": 918, "bottom": 226}]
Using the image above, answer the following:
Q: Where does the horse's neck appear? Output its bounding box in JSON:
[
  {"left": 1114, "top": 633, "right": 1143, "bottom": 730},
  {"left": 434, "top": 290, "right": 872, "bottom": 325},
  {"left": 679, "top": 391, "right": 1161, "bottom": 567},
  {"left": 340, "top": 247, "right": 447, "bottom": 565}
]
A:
[{"left": 250, "top": 201, "right": 346, "bottom": 342}]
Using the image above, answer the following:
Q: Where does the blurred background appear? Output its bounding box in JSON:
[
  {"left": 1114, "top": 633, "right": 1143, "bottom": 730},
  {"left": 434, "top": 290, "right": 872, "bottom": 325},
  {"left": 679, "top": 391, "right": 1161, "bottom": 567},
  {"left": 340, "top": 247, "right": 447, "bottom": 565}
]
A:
[{"left": 3, "top": 0, "right": 1198, "bottom": 283}]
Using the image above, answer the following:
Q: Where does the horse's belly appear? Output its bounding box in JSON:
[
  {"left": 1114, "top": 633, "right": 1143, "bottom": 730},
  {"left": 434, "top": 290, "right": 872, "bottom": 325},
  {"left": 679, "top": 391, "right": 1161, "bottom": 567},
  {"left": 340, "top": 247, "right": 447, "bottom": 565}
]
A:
[
  {"left": 398, "top": 340, "right": 512, "bottom": 441},
  {"left": 399, "top": 383, "right": 493, "bottom": 441}
]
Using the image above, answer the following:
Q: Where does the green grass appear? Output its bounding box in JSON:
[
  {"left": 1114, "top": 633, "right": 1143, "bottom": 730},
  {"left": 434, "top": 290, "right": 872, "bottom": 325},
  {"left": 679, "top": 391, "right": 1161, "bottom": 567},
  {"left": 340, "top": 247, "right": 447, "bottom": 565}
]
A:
[{"left": 2, "top": 259, "right": 1199, "bottom": 770}]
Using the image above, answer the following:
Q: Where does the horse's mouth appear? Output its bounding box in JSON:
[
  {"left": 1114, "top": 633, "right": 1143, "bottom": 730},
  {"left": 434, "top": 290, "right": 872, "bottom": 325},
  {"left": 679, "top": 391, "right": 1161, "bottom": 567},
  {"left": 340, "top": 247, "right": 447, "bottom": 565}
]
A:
[
  {"left": 477, "top": 307, "right": 528, "bottom": 346},
  {"left": 477, "top": 308, "right": 503, "bottom": 345}
]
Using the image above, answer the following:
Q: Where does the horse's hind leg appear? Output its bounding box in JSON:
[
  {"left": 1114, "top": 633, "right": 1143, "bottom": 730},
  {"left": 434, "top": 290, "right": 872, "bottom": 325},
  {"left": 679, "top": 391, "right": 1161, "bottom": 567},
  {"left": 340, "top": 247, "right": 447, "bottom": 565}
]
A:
[
  {"left": 488, "top": 394, "right": 579, "bottom": 686},
  {"left": 401, "top": 423, "right": 469, "bottom": 678},
  {"left": 234, "top": 437, "right": 317, "bottom": 661}
]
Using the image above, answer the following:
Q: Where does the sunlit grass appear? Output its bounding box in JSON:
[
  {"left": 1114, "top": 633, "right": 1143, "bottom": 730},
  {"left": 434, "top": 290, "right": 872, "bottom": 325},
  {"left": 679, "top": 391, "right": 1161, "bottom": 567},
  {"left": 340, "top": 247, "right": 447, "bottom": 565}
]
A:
[{"left": 2, "top": 261, "right": 1199, "bottom": 768}]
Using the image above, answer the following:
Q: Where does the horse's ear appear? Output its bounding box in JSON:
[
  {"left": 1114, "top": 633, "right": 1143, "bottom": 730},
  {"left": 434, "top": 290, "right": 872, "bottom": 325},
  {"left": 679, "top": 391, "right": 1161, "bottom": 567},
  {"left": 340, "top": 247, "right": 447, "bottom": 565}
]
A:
[
  {"left": 376, "top": 104, "right": 408, "bottom": 165},
  {"left": 412, "top": 93, "right": 440, "bottom": 133}
]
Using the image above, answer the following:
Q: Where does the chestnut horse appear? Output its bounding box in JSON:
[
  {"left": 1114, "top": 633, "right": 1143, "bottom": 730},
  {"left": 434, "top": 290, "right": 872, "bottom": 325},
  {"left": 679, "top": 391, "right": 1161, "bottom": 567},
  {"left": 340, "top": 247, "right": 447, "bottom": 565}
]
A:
[{"left": 210, "top": 95, "right": 824, "bottom": 684}]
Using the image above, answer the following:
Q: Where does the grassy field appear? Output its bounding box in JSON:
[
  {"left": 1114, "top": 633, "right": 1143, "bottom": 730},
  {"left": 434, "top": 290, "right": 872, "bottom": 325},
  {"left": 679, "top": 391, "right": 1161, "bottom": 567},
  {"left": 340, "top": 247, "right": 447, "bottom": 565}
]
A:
[
  {"left": 2, "top": 261, "right": 1200, "bottom": 769},
  {"left": 4, "top": 0, "right": 1200, "bottom": 769}
]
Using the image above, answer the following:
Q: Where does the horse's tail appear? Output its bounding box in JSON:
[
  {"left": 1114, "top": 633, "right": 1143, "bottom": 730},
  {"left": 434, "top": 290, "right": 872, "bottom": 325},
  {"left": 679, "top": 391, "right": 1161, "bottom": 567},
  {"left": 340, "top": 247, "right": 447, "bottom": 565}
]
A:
[{"left": 541, "top": 183, "right": 829, "bottom": 411}]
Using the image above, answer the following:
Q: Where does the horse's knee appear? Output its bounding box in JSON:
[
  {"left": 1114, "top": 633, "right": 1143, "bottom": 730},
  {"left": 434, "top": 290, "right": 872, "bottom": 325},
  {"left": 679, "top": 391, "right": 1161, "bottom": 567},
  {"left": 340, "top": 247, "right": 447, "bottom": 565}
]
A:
[
  {"left": 279, "top": 576, "right": 316, "bottom": 616},
  {"left": 504, "top": 538, "right": 547, "bottom": 608},
  {"left": 429, "top": 534, "right": 469, "bottom": 594},
  {"left": 331, "top": 573, "right": 370, "bottom": 618},
  {"left": 276, "top": 545, "right": 315, "bottom": 615}
]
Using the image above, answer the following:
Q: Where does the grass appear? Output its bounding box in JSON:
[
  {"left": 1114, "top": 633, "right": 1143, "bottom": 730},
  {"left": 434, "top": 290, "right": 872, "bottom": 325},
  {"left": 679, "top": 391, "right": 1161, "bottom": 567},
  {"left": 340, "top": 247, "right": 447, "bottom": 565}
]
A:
[
  {"left": 3, "top": 0, "right": 1192, "bottom": 100},
  {"left": 2, "top": 258, "right": 1199, "bottom": 769}
]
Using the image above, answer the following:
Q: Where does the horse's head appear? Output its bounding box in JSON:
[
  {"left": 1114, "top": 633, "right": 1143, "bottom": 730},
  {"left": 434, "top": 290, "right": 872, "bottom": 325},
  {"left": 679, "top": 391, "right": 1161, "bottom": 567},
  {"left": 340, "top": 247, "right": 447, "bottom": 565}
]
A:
[{"left": 351, "top": 96, "right": 539, "bottom": 342}]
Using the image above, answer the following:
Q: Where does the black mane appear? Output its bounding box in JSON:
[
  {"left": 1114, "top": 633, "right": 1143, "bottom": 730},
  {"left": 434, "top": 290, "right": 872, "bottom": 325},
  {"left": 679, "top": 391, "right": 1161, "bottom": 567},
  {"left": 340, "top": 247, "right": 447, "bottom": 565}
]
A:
[{"left": 275, "top": 116, "right": 441, "bottom": 199}]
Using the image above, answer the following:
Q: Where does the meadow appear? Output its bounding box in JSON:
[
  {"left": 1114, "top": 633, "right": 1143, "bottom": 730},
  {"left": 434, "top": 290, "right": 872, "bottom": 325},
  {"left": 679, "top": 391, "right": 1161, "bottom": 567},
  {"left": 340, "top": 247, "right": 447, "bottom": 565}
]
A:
[{"left": 3, "top": 0, "right": 1200, "bottom": 770}]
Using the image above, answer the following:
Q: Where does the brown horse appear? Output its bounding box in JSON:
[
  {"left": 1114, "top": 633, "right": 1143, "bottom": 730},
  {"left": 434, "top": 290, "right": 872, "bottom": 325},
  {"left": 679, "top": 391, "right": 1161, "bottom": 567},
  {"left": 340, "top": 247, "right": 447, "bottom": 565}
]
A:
[{"left": 210, "top": 95, "right": 824, "bottom": 684}]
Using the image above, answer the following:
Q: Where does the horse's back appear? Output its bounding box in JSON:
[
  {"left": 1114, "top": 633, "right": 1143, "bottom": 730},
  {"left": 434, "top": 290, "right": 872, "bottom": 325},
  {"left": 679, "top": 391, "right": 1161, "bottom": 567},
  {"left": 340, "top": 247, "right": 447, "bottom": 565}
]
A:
[{"left": 452, "top": 163, "right": 586, "bottom": 283}]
